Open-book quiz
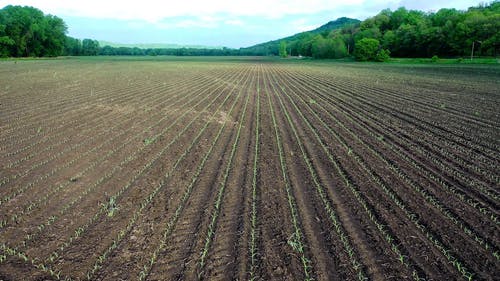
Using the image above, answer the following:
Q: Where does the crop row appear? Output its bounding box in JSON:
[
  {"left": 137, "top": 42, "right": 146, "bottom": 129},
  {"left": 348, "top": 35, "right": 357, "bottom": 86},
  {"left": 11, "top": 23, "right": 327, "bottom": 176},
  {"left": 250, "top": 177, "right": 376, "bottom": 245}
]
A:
[
  {"left": 0, "top": 66, "right": 215, "bottom": 145},
  {"left": 0, "top": 68, "right": 232, "bottom": 234},
  {"left": 278, "top": 65, "right": 500, "bottom": 230},
  {"left": 264, "top": 69, "right": 312, "bottom": 280},
  {"left": 288, "top": 67, "right": 499, "bottom": 226},
  {"left": 272, "top": 65, "right": 496, "bottom": 278},
  {"left": 342, "top": 89, "right": 499, "bottom": 200},
  {"left": 12, "top": 69, "right": 240, "bottom": 253},
  {"left": 248, "top": 66, "right": 261, "bottom": 280},
  {"left": 36, "top": 67, "right": 249, "bottom": 280},
  {"left": 137, "top": 66, "right": 253, "bottom": 280},
  {"left": 84, "top": 71, "right": 248, "bottom": 281},
  {"left": 0, "top": 69, "right": 212, "bottom": 152},
  {"left": 310, "top": 86, "right": 497, "bottom": 258},
  {"left": 311, "top": 67, "right": 498, "bottom": 148},
  {"left": 3, "top": 66, "right": 242, "bottom": 279},
  {"left": 0, "top": 63, "right": 190, "bottom": 124},
  {"left": 266, "top": 69, "right": 369, "bottom": 280},
  {"left": 309, "top": 68, "right": 499, "bottom": 165},
  {"left": 0, "top": 67, "right": 216, "bottom": 189}
]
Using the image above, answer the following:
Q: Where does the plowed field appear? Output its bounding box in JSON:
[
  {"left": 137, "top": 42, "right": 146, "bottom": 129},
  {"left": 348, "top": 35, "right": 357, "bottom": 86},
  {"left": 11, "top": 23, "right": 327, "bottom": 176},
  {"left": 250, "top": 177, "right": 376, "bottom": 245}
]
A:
[{"left": 0, "top": 57, "right": 498, "bottom": 280}]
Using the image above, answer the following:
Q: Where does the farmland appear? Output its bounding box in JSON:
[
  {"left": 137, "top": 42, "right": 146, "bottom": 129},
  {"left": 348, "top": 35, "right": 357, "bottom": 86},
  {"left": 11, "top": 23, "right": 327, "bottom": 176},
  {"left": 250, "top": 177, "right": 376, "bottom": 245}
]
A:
[{"left": 0, "top": 57, "right": 498, "bottom": 280}]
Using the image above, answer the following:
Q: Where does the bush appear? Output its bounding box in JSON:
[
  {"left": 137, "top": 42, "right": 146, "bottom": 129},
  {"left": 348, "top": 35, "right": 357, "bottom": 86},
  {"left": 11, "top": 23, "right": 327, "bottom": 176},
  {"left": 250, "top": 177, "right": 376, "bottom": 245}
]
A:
[
  {"left": 431, "top": 55, "right": 439, "bottom": 62},
  {"left": 279, "top": 41, "right": 287, "bottom": 58},
  {"left": 355, "top": 38, "right": 390, "bottom": 62},
  {"left": 354, "top": 38, "right": 380, "bottom": 61},
  {"left": 375, "top": 49, "right": 391, "bottom": 62}
]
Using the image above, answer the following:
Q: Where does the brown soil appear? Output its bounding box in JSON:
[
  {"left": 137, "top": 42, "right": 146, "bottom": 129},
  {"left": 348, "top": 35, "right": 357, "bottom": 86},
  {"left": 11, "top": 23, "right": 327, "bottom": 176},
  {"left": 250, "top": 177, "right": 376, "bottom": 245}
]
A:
[{"left": 0, "top": 57, "right": 498, "bottom": 281}]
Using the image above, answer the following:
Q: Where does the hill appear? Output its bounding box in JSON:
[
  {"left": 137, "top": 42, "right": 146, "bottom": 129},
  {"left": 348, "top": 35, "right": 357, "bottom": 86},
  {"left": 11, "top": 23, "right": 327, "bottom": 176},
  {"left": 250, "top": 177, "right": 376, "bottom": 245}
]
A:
[
  {"left": 239, "top": 17, "right": 360, "bottom": 56},
  {"left": 310, "top": 17, "right": 361, "bottom": 34}
]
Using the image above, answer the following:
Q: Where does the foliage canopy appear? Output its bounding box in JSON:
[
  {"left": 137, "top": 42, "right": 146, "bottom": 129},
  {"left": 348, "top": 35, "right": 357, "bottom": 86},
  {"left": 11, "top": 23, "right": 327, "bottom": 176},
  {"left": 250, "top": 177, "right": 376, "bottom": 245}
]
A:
[
  {"left": 1, "top": 2, "right": 499, "bottom": 59},
  {"left": 241, "top": 2, "right": 500, "bottom": 59}
]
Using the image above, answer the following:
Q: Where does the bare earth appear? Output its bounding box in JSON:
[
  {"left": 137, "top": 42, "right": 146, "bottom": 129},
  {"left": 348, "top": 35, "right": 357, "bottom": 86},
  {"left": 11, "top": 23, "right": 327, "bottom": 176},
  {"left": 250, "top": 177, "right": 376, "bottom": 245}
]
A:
[{"left": 0, "top": 57, "right": 498, "bottom": 281}]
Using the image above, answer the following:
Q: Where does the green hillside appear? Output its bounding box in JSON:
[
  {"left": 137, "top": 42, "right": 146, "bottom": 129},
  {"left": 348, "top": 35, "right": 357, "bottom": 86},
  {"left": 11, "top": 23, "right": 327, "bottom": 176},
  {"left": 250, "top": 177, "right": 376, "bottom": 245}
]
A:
[
  {"left": 240, "top": 17, "right": 360, "bottom": 56},
  {"left": 311, "top": 17, "right": 361, "bottom": 34}
]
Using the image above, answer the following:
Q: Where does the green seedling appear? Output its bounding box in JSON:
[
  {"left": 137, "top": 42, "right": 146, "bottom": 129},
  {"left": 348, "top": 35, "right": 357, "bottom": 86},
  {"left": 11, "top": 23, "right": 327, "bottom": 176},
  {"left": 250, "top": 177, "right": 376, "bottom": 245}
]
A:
[
  {"left": 107, "top": 196, "right": 118, "bottom": 217},
  {"left": 143, "top": 137, "right": 154, "bottom": 145}
]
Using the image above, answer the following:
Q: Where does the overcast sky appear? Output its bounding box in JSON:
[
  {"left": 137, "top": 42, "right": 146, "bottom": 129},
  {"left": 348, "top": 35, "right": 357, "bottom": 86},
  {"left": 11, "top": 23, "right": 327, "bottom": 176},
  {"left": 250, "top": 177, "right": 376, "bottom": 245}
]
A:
[{"left": 1, "top": 0, "right": 488, "bottom": 48}]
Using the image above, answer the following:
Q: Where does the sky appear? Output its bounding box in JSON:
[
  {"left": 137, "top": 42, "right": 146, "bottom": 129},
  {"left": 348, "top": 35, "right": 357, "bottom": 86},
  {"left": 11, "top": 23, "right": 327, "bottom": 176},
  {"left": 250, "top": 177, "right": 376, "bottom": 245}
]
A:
[{"left": 1, "top": 0, "right": 488, "bottom": 48}]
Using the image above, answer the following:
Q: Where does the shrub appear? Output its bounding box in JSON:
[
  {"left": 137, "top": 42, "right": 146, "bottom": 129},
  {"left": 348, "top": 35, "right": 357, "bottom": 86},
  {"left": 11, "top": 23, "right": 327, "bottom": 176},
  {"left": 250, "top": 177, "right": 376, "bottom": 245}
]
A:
[
  {"left": 279, "top": 41, "right": 287, "bottom": 58},
  {"left": 355, "top": 38, "right": 390, "bottom": 62},
  {"left": 354, "top": 38, "right": 380, "bottom": 61},
  {"left": 375, "top": 49, "right": 391, "bottom": 62},
  {"left": 431, "top": 55, "right": 439, "bottom": 62}
]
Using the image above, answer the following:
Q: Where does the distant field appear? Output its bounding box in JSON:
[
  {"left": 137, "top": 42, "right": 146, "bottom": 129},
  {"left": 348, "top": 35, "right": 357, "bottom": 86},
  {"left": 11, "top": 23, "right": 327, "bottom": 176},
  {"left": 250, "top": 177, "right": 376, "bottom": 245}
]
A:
[{"left": 0, "top": 57, "right": 498, "bottom": 280}]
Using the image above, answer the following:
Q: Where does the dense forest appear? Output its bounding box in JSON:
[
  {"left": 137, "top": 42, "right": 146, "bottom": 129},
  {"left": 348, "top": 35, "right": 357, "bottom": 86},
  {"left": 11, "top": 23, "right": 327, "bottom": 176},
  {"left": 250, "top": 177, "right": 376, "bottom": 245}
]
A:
[
  {"left": 239, "top": 17, "right": 360, "bottom": 57},
  {"left": 242, "top": 1, "right": 500, "bottom": 59},
  {"left": 0, "top": 2, "right": 499, "bottom": 59},
  {"left": 0, "top": 5, "right": 67, "bottom": 57}
]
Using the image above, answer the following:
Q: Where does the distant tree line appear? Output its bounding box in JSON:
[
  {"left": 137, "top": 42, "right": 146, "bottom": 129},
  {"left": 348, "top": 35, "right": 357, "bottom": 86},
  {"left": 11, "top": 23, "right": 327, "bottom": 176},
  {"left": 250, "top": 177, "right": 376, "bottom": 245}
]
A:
[
  {"left": 241, "top": 2, "right": 500, "bottom": 60},
  {"left": 0, "top": 5, "right": 101, "bottom": 57},
  {"left": 0, "top": 5, "right": 67, "bottom": 57},
  {"left": 0, "top": 5, "right": 238, "bottom": 58},
  {"left": 351, "top": 2, "right": 499, "bottom": 59},
  {"left": 1, "top": 3, "right": 498, "bottom": 59},
  {"left": 64, "top": 37, "right": 100, "bottom": 56},
  {"left": 98, "top": 45, "right": 235, "bottom": 56}
]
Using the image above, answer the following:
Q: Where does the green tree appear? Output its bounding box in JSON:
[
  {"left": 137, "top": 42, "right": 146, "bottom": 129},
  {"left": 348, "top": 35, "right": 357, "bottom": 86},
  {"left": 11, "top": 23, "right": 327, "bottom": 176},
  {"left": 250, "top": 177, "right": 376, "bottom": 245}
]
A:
[
  {"left": 1, "top": 5, "right": 43, "bottom": 56},
  {"left": 295, "top": 33, "right": 315, "bottom": 56},
  {"left": 0, "top": 5, "right": 67, "bottom": 57},
  {"left": 82, "top": 39, "right": 99, "bottom": 56},
  {"left": 64, "top": 36, "right": 82, "bottom": 56},
  {"left": 331, "top": 37, "right": 348, "bottom": 58},
  {"left": 311, "top": 35, "right": 348, "bottom": 59},
  {"left": 354, "top": 38, "right": 380, "bottom": 61},
  {"left": 42, "top": 15, "right": 67, "bottom": 56},
  {"left": 311, "top": 35, "right": 328, "bottom": 58},
  {"left": 375, "top": 49, "right": 391, "bottom": 61},
  {"left": 279, "top": 41, "right": 287, "bottom": 57},
  {"left": 381, "top": 30, "right": 396, "bottom": 50},
  {"left": 0, "top": 20, "right": 15, "bottom": 57}
]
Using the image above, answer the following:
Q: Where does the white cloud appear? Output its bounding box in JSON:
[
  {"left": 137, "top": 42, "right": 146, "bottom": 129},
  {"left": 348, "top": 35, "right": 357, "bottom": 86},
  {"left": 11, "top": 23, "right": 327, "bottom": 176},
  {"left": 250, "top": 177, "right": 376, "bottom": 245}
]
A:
[
  {"left": 290, "top": 18, "right": 317, "bottom": 32},
  {"left": 224, "top": 19, "right": 244, "bottom": 26},
  {"left": 2, "top": 0, "right": 484, "bottom": 25},
  {"left": 3, "top": 0, "right": 384, "bottom": 22},
  {"left": 151, "top": 15, "right": 222, "bottom": 29},
  {"left": 397, "top": 0, "right": 482, "bottom": 12}
]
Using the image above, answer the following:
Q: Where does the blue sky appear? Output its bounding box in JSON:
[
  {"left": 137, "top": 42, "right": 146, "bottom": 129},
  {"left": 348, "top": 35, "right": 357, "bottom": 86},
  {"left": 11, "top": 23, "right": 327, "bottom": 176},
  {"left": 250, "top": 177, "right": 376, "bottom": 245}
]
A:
[{"left": 1, "top": 0, "right": 488, "bottom": 48}]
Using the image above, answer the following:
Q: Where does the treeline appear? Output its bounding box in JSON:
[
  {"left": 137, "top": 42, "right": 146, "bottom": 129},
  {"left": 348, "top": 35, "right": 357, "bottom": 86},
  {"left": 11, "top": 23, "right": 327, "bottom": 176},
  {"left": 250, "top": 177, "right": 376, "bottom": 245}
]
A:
[
  {"left": 243, "top": 1, "right": 500, "bottom": 60},
  {"left": 0, "top": 5, "right": 102, "bottom": 57},
  {"left": 239, "top": 17, "right": 359, "bottom": 58},
  {"left": 99, "top": 45, "right": 234, "bottom": 56},
  {"left": 0, "top": 5, "right": 67, "bottom": 57},
  {"left": 66, "top": 40, "right": 239, "bottom": 56},
  {"left": 0, "top": 5, "right": 238, "bottom": 57},
  {"left": 351, "top": 2, "right": 499, "bottom": 58},
  {"left": 1, "top": 3, "right": 499, "bottom": 59}
]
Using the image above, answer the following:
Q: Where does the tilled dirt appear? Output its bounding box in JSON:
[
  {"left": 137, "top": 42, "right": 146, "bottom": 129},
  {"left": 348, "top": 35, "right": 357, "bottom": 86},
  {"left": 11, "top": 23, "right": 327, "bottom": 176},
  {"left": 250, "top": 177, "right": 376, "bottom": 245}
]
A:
[{"left": 0, "top": 57, "right": 498, "bottom": 281}]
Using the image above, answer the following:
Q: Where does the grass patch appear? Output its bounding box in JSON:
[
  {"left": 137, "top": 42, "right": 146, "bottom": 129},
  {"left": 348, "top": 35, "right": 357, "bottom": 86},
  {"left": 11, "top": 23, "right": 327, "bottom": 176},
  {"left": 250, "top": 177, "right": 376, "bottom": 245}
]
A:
[{"left": 387, "top": 57, "right": 499, "bottom": 65}]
